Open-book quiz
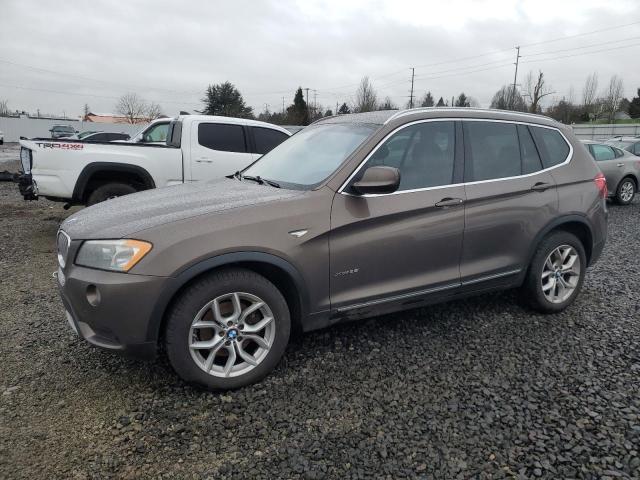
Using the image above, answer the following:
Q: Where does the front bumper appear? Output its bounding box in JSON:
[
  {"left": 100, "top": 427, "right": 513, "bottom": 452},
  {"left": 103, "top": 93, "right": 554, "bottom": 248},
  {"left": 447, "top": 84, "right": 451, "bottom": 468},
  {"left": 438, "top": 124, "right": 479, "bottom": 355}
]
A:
[
  {"left": 57, "top": 263, "right": 169, "bottom": 360},
  {"left": 16, "top": 172, "right": 38, "bottom": 200}
]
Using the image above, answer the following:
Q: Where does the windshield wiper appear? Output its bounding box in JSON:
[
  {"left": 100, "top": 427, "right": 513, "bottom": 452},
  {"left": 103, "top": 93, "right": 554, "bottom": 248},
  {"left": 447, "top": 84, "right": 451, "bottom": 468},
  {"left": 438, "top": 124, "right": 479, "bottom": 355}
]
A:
[{"left": 240, "top": 174, "right": 280, "bottom": 188}]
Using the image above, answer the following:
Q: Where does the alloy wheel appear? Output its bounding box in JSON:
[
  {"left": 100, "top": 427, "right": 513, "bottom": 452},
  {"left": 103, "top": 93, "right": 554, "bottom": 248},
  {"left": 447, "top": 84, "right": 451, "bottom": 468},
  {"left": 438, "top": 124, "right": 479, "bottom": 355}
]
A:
[
  {"left": 541, "top": 244, "right": 581, "bottom": 304},
  {"left": 620, "top": 180, "right": 635, "bottom": 203},
  {"left": 188, "top": 292, "right": 275, "bottom": 377}
]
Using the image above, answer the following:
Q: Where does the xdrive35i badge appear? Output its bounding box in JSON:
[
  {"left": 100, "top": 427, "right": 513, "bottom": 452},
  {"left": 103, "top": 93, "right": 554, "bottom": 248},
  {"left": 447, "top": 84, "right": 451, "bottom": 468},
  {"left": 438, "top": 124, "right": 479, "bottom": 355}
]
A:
[{"left": 334, "top": 268, "right": 360, "bottom": 277}]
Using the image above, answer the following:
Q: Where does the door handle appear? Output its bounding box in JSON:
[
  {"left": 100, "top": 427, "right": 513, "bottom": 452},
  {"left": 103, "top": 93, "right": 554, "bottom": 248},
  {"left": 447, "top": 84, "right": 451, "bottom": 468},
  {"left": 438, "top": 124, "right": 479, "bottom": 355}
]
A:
[
  {"left": 196, "top": 158, "right": 213, "bottom": 163},
  {"left": 617, "top": 163, "right": 624, "bottom": 167},
  {"left": 435, "top": 197, "right": 464, "bottom": 208},
  {"left": 531, "top": 182, "right": 552, "bottom": 192}
]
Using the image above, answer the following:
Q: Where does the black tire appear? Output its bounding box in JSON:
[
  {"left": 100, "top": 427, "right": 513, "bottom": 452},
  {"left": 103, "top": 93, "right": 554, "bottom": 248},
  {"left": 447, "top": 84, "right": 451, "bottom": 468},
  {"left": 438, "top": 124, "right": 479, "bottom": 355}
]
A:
[
  {"left": 614, "top": 177, "right": 636, "bottom": 205},
  {"left": 520, "top": 231, "right": 587, "bottom": 313},
  {"left": 86, "top": 182, "right": 137, "bottom": 206},
  {"left": 165, "top": 268, "right": 290, "bottom": 390}
]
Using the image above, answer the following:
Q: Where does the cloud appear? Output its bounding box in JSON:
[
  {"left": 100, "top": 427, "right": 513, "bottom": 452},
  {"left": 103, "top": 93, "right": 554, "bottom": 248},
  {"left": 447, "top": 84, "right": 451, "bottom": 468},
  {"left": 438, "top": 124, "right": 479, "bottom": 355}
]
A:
[{"left": 0, "top": 0, "right": 638, "bottom": 117}]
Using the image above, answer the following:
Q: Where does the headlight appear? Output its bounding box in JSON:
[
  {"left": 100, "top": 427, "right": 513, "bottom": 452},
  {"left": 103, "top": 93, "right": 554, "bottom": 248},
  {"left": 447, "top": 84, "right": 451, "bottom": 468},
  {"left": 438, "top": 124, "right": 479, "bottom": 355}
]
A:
[
  {"left": 20, "top": 147, "right": 32, "bottom": 173},
  {"left": 75, "top": 239, "right": 152, "bottom": 272}
]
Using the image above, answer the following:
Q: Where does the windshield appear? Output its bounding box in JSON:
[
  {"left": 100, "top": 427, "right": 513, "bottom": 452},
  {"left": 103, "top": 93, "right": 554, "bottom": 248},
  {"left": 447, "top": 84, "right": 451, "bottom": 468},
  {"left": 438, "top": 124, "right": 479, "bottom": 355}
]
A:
[
  {"left": 55, "top": 126, "right": 75, "bottom": 132},
  {"left": 243, "top": 123, "right": 376, "bottom": 189}
]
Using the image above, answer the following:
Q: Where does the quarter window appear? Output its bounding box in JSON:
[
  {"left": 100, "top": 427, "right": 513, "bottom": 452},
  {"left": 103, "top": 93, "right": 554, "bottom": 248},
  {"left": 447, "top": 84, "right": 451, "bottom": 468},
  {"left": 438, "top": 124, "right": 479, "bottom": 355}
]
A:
[
  {"left": 590, "top": 144, "right": 616, "bottom": 161},
  {"left": 198, "top": 123, "right": 246, "bottom": 153},
  {"left": 361, "top": 121, "right": 456, "bottom": 191},
  {"left": 530, "top": 126, "right": 570, "bottom": 168},
  {"left": 253, "top": 127, "right": 289, "bottom": 154},
  {"left": 464, "top": 121, "right": 520, "bottom": 181},
  {"left": 143, "top": 123, "right": 169, "bottom": 143}
]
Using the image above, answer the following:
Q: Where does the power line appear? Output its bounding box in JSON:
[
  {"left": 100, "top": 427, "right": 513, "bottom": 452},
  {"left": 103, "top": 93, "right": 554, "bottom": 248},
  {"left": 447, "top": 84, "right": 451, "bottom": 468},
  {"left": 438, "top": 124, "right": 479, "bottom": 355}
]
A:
[
  {"left": 519, "top": 20, "right": 640, "bottom": 48},
  {"left": 523, "top": 35, "right": 640, "bottom": 57}
]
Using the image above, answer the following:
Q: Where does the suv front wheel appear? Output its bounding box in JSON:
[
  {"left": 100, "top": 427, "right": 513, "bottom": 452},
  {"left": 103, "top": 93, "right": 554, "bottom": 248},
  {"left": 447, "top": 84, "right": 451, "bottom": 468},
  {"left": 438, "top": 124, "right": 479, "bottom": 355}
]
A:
[
  {"left": 165, "top": 268, "right": 291, "bottom": 390},
  {"left": 521, "top": 231, "right": 587, "bottom": 313}
]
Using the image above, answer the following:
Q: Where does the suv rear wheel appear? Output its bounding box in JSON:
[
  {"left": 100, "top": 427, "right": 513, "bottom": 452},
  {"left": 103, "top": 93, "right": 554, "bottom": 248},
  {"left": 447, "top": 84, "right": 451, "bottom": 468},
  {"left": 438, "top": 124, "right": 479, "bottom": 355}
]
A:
[
  {"left": 521, "top": 231, "right": 586, "bottom": 313},
  {"left": 87, "top": 182, "right": 137, "bottom": 205},
  {"left": 165, "top": 268, "right": 290, "bottom": 390},
  {"left": 615, "top": 177, "right": 636, "bottom": 205}
]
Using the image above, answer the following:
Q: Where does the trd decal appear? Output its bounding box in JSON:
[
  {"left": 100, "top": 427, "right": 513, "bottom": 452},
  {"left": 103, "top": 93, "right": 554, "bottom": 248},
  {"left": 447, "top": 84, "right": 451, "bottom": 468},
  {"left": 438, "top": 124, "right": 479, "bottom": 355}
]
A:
[{"left": 35, "top": 142, "right": 84, "bottom": 150}]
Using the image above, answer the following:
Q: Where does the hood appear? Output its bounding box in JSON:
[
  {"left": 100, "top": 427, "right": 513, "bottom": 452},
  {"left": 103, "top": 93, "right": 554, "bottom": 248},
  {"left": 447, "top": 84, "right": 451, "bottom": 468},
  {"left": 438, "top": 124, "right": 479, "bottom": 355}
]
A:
[{"left": 61, "top": 178, "right": 302, "bottom": 239}]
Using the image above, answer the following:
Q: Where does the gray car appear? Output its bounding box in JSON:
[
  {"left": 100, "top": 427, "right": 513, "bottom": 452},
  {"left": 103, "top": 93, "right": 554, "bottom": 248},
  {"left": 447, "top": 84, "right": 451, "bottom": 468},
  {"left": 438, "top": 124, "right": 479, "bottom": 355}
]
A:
[
  {"left": 583, "top": 140, "right": 639, "bottom": 205},
  {"left": 56, "top": 108, "right": 608, "bottom": 390},
  {"left": 605, "top": 136, "right": 640, "bottom": 157},
  {"left": 49, "top": 124, "right": 78, "bottom": 139}
]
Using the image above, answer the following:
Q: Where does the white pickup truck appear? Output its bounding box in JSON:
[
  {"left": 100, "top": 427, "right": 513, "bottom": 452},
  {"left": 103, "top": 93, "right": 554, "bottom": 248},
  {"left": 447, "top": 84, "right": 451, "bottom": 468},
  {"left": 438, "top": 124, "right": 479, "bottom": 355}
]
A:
[{"left": 17, "top": 115, "right": 291, "bottom": 206}]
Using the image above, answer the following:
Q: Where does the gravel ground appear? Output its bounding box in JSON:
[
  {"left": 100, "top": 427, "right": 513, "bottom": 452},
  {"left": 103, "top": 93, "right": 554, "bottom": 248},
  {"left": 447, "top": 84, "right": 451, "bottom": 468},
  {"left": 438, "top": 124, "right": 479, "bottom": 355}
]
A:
[{"left": 1, "top": 147, "right": 639, "bottom": 479}]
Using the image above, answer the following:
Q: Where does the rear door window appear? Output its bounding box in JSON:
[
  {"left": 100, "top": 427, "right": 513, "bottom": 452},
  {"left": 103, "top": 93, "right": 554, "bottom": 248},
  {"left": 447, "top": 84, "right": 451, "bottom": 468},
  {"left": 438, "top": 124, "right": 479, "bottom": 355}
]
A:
[
  {"left": 252, "top": 127, "right": 289, "bottom": 154},
  {"left": 530, "top": 126, "right": 570, "bottom": 168},
  {"left": 198, "top": 123, "right": 247, "bottom": 153},
  {"left": 464, "top": 121, "right": 521, "bottom": 181},
  {"left": 518, "top": 125, "right": 543, "bottom": 174},
  {"left": 590, "top": 144, "right": 616, "bottom": 161}
]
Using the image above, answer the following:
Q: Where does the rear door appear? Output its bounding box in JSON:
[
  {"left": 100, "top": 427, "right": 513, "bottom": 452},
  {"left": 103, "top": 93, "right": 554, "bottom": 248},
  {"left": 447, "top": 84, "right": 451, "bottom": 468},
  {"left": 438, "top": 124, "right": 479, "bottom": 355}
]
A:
[
  {"left": 189, "top": 121, "right": 255, "bottom": 181},
  {"left": 460, "top": 121, "right": 559, "bottom": 286}
]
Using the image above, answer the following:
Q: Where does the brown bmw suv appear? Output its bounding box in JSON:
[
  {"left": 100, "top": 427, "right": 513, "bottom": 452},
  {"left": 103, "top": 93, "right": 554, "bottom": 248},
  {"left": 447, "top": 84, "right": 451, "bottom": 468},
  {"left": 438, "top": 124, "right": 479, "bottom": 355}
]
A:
[{"left": 57, "top": 108, "right": 608, "bottom": 390}]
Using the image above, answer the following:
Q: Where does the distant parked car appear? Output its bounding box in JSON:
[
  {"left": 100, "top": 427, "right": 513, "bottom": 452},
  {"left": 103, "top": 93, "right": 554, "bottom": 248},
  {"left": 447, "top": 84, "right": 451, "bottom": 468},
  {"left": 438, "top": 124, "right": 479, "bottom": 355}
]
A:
[
  {"left": 583, "top": 140, "right": 639, "bottom": 205},
  {"left": 0, "top": 130, "right": 4, "bottom": 145},
  {"left": 76, "top": 131, "right": 99, "bottom": 140},
  {"left": 80, "top": 132, "right": 131, "bottom": 142},
  {"left": 605, "top": 136, "right": 640, "bottom": 157},
  {"left": 49, "top": 125, "right": 78, "bottom": 139}
]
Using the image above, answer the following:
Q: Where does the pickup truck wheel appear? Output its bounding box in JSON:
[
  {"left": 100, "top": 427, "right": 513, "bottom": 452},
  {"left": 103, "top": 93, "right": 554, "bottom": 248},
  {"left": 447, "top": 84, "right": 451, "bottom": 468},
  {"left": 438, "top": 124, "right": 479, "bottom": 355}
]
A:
[
  {"left": 165, "top": 268, "right": 291, "bottom": 390},
  {"left": 87, "top": 182, "right": 137, "bottom": 205}
]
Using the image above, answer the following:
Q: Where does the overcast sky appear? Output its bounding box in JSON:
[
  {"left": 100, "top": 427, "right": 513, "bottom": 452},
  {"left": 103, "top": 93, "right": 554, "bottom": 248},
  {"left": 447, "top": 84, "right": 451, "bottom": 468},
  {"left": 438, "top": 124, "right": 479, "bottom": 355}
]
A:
[{"left": 1, "top": 0, "right": 639, "bottom": 118}]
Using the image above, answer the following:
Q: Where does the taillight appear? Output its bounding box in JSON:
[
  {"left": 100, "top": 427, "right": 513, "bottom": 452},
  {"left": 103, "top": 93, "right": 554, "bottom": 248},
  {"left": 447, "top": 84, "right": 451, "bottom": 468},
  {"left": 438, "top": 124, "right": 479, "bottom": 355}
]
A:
[{"left": 594, "top": 172, "right": 607, "bottom": 199}]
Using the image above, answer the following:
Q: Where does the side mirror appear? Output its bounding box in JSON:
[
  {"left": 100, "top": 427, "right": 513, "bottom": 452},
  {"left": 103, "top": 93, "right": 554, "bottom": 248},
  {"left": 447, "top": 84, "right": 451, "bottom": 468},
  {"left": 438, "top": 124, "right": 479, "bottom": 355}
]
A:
[{"left": 352, "top": 166, "right": 400, "bottom": 195}]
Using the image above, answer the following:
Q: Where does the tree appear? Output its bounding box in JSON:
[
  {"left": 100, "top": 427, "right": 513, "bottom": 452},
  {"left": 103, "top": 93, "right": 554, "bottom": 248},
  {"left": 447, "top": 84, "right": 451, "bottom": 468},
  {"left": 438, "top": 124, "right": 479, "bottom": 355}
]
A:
[
  {"left": 115, "top": 93, "right": 148, "bottom": 124},
  {"left": 436, "top": 97, "right": 446, "bottom": 107},
  {"left": 603, "top": 75, "right": 625, "bottom": 123},
  {"left": 420, "top": 92, "right": 434, "bottom": 107},
  {"left": 454, "top": 92, "right": 470, "bottom": 107},
  {"left": 582, "top": 72, "right": 598, "bottom": 120},
  {"left": 379, "top": 96, "right": 398, "bottom": 110},
  {"left": 523, "top": 71, "right": 554, "bottom": 113},
  {"left": 324, "top": 109, "right": 333, "bottom": 117},
  {"left": 490, "top": 85, "right": 527, "bottom": 111},
  {"left": 629, "top": 88, "right": 640, "bottom": 119},
  {"left": 285, "top": 87, "right": 309, "bottom": 125},
  {"left": 338, "top": 103, "right": 351, "bottom": 115},
  {"left": 0, "top": 99, "right": 9, "bottom": 117},
  {"left": 145, "top": 102, "right": 164, "bottom": 121},
  {"left": 83, "top": 103, "right": 90, "bottom": 120},
  {"left": 354, "top": 76, "right": 378, "bottom": 112},
  {"left": 201, "top": 81, "right": 254, "bottom": 118}
]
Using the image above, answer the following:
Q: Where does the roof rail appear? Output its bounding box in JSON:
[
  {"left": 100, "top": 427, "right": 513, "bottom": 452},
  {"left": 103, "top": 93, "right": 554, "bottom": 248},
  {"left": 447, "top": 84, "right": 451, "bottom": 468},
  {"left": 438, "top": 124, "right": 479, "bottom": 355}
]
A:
[{"left": 384, "top": 107, "right": 557, "bottom": 124}]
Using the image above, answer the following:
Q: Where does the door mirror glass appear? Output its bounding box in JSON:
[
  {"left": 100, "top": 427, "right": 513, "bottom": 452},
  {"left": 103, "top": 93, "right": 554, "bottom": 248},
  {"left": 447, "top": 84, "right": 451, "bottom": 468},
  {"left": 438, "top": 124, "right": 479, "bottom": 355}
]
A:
[{"left": 352, "top": 166, "right": 400, "bottom": 195}]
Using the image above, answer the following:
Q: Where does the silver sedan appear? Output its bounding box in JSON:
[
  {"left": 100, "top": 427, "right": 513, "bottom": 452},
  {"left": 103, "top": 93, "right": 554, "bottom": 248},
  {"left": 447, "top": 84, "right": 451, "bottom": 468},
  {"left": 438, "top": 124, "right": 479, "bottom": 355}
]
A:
[{"left": 582, "top": 140, "right": 639, "bottom": 205}]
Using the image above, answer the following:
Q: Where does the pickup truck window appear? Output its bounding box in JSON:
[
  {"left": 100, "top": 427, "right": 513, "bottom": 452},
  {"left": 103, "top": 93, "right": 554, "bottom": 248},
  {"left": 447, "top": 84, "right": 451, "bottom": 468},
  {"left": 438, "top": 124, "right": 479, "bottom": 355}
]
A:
[
  {"left": 143, "top": 123, "right": 169, "bottom": 143},
  {"left": 253, "top": 127, "right": 289, "bottom": 154},
  {"left": 198, "top": 123, "right": 246, "bottom": 153}
]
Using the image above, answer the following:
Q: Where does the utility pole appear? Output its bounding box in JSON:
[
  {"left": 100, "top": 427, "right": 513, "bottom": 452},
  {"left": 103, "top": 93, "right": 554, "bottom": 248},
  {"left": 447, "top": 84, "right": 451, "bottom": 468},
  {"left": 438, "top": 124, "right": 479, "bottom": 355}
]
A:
[
  {"left": 409, "top": 67, "right": 415, "bottom": 109},
  {"left": 511, "top": 46, "right": 521, "bottom": 109},
  {"left": 304, "top": 87, "right": 310, "bottom": 119},
  {"left": 452, "top": 96, "right": 455, "bottom": 107},
  {"left": 336, "top": 101, "right": 339, "bottom": 115},
  {"left": 282, "top": 97, "right": 285, "bottom": 114}
]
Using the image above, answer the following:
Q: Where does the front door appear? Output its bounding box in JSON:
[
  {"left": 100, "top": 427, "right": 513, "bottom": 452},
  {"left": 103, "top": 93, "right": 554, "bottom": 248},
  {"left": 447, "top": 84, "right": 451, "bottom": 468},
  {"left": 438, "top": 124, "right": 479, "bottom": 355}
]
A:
[
  {"left": 189, "top": 121, "right": 255, "bottom": 181},
  {"left": 330, "top": 120, "right": 465, "bottom": 313}
]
